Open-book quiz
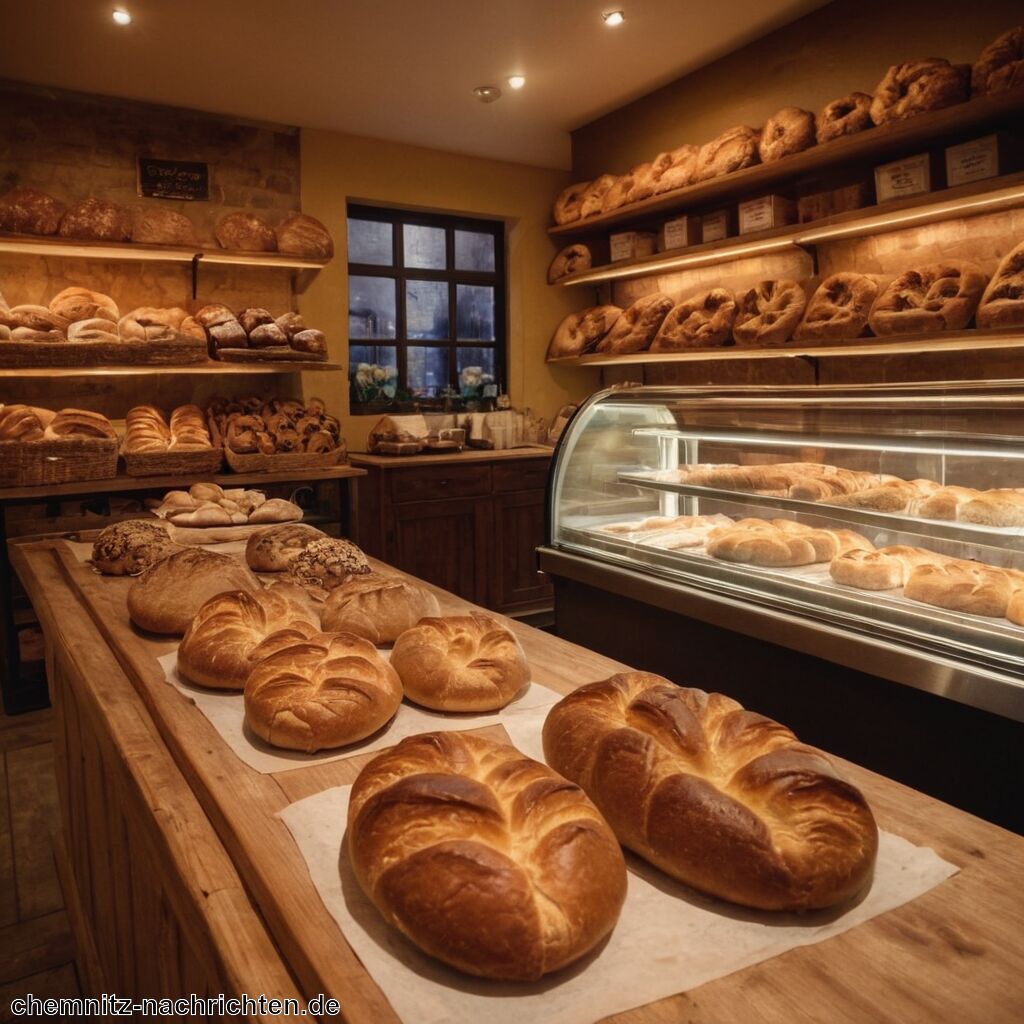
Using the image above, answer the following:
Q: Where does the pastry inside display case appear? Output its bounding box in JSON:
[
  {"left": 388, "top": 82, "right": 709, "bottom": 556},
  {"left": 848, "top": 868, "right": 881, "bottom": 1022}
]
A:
[{"left": 548, "top": 383, "right": 1024, "bottom": 690}]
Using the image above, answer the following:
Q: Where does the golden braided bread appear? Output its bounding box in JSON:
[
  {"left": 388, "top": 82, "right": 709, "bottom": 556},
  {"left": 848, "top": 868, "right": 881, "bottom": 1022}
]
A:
[
  {"left": 543, "top": 673, "right": 878, "bottom": 910},
  {"left": 347, "top": 731, "right": 627, "bottom": 979}
]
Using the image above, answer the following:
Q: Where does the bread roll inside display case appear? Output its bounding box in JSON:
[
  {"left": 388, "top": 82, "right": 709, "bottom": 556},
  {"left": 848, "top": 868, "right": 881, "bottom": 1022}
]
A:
[{"left": 541, "top": 382, "right": 1024, "bottom": 831}]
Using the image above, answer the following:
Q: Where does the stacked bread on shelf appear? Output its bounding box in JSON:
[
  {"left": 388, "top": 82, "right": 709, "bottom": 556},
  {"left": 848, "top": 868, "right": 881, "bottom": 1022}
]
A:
[
  {"left": 208, "top": 395, "right": 345, "bottom": 460},
  {"left": 550, "top": 26, "right": 1019, "bottom": 228},
  {"left": 0, "top": 187, "right": 334, "bottom": 259},
  {"left": 546, "top": 249, "right": 1023, "bottom": 357},
  {"left": 152, "top": 482, "right": 302, "bottom": 529},
  {"left": 194, "top": 304, "right": 327, "bottom": 359},
  {"left": 0, "top": 404, "right": 115, "bottom": 441},
  {"left": 0, "top": 404, "right": 118, "bottom": 485}
]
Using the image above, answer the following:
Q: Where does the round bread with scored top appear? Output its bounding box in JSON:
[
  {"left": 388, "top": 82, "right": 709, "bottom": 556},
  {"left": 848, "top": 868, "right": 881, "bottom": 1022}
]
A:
[
  {"left": 347, "top": 731, "right": 627, "bottom": 979},
  {"left": 244, "top": 630, "right": 401, "bottom": 751},
  {"left": 543, "top": 672, "right": 878, "bottom": 910},
  {"left": 390, "top": 611, "right": 529, "bottom": 711},
  {"left": 177, "top": 583, "right": 321, "bottom": 690},
  {"left": 320, "top": 572, "right": 440, "bottom": 644},
  {"left": 245, "top": 523, "right": 325, "bottom": 572}
]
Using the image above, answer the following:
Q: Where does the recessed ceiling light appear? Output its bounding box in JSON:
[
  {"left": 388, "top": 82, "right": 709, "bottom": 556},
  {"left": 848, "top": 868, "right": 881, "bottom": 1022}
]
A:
[
  {"left": 473, "top": 85, "right": 502, "bottom": 103},
  {"left": 507, "top": 75, "right": 526, "bottom": 91},
  {"left": 112, "top": 8, "right": 132, "bottom": 25},
  {"left": 603, "top": 10, "right": 625, "bottom": 26}
]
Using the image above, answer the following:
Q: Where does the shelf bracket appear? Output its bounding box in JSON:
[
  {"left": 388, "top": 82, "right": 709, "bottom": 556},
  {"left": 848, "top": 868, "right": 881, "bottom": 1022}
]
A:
[
  {"left": 794, "top": 242, "right": 819, "bottom": 277},
  {"left": 796, "top": 354, "right": 821, "bottom": 384},
  {"left": 190, "top": 254, "right": 201, "bottom": 300}
]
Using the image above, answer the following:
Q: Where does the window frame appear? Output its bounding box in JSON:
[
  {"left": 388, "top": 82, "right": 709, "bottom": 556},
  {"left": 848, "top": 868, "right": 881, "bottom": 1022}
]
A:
[{"left": 347, "top": 203, "right": 507, "bottom": 412}]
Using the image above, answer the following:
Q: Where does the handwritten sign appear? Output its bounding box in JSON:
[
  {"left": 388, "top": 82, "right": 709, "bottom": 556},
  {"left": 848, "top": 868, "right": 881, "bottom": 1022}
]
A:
[{"left": 137, "top": 157, "right": 209, "bottom": 201}]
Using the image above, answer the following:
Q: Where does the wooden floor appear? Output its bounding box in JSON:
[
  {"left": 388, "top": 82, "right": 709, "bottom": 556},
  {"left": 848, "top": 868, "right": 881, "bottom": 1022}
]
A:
[{"left": 0, "top": 707, "right": 80, "bottom": 1020}]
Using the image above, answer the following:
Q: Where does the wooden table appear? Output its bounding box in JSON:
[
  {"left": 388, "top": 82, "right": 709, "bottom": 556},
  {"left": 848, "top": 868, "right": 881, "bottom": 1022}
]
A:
[
  {"left": 0, "top": 465, "right": 365, "bottom": 713},
  {"left": 10, "top": 536, "right": 1024, "bottom": 1023}
]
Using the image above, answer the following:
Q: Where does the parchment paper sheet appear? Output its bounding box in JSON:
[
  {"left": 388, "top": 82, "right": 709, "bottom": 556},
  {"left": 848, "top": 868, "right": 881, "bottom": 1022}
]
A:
[
  {"left": 280, "top": 786, "right": 958, "bottom": 1024},
  {"left": 157, "top": 650, "right": 561, "bottom": 774}
]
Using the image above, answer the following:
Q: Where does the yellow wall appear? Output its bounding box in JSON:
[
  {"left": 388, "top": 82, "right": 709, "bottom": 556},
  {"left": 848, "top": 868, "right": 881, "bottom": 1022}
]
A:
[
  {"left": 571, "top": 0, "right": 1022, "bottom": 179},
  {"left": 297, "top": 128, "right": 598, "bottom": 451}
]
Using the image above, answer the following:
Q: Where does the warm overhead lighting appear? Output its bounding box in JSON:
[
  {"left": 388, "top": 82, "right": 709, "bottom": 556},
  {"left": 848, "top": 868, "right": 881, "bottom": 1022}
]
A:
[
  {"left": 507, "top": 75, "right": 526, "bottom": 90},
  {"left": 603, "top": 10, "right": 625, "bottom": 26},
  {"left": 473, "top": 85, "right": 502, "bottom": 103},
  {"left": 112, "top": 8, "right": 132, "bottom": 25}
]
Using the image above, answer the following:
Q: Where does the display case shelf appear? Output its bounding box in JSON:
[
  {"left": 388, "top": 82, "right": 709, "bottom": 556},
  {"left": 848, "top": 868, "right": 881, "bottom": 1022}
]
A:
[
  {"left": 0, "top": 232, "right": 329, "bottom": 270},
  {"left": 0, "top": 361, "right": 344, "bottom": 377},
  {"left": 553, "top": 173, "right": 1024, "bottom": 288},
  {"left": 546, "top": 327, "right": 1024, "bottom": 366},
  {"left": 548, "top": 86, "right": 1024, "bottom": 239}
]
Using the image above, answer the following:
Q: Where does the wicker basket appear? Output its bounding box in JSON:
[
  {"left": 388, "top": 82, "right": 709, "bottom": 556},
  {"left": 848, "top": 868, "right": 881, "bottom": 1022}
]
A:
[
  {"left": 224, "top": 447, "right": 344, "bottom": 473},
  {"left": 122, "top": 447, "right": 225, "bottom": 478},
  {"left": 0, "top": 437, "right": 118, "bottom": 487}
]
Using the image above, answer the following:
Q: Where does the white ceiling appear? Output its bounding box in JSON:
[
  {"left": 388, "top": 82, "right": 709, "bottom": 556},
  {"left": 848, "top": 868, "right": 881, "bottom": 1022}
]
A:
[{"left": 0, "top": 0, "right": 826, "bottom": 169}]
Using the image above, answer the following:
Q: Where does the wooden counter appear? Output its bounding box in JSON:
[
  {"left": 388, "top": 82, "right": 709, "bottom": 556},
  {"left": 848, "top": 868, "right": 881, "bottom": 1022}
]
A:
[
  {"left": 10, "top": 535, "right": 1024, "bottom": 1023},
  {"left": 350, "top": 445, "right": 552, "bottom": 469}
]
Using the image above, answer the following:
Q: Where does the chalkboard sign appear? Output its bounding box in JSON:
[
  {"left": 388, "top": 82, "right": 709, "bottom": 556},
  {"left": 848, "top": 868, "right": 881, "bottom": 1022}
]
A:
[{"left": 137, "top": 157, "right": 209, "bottom": 201}]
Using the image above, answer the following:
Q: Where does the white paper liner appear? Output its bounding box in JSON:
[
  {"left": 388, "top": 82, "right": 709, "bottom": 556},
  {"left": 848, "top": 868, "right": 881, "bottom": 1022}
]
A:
[
  {"left": 157, "top": 649, "right": 562, "bottom": 774},
  {"left": 279, "top": 785, "right": 958, "bottom": 1024}
]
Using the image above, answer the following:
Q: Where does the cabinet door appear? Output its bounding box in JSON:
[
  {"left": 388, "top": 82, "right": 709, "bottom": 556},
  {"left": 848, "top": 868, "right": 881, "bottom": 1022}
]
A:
[
  {"left": 491, "top": 489, "right": 553, "bottom": 612},
  {"left": 388, "top": 497, "right": 490, "bottom": 604}
]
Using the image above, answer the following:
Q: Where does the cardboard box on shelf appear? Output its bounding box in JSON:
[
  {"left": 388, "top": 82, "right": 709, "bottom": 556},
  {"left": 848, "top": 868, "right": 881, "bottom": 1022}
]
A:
[
  {"left": 609, "top": 230, "right": 657, "bottom": 262},
  {"left": 738, "top": 195, "right": 796, "bottom": 234},
  {"left": 658, "top": 215, "right": 701, "bottom": 252},
  {"left": 875, "top": 153, "right": 935, "bottom": 203},
  {"left": 701, "top": 209, "right": 732, "bottom": 243},
  {"left": 945, "top": 134, "right": 1014, "bottom": 187}
]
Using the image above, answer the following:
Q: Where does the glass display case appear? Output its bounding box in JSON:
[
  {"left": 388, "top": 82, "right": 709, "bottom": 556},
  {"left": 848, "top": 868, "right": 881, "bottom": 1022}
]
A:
[{"left": 542, "top": 382, "right": 1024, "bottom": 724}]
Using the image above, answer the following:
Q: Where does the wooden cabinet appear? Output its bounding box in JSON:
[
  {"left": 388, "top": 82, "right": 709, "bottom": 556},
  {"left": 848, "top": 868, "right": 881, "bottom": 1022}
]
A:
[{"left": 351, "top": 452, "right": 553, "bottom": 613}]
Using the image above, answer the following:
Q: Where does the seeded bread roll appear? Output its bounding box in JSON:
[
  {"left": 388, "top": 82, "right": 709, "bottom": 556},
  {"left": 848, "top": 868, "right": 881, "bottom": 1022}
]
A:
[
  {"left": 288, "top": 537, "right": 371, "bottom": 592},
  {"left": 127, "top": 548, "right": 260, "bottom": 635},
  {"left": 347, "top": 732, "right": 627, "bottom": 979},
  {"left": 390, "top": 611, "right": 529, "bottom": 711},
  {"left": 245, "top": 523, "right": 326, "bottom": 572},
  {"left": 321, "top": 572, "right": 441, "bottom": 644},
  {"left": 543, "top": 673, "right": 878, "bottom": 911},
  {"left": 90, "top": 520, "right": 179, "bottom": 576}
]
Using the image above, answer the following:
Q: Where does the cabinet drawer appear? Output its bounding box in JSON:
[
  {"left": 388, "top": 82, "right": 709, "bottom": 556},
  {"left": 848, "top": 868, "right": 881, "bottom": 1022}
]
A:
[
  {"left": 389, "top": 463, "right": 491, "bottom": 503},
  {"left": 492, "top": 459, "right": 551, "bottom": 493}
]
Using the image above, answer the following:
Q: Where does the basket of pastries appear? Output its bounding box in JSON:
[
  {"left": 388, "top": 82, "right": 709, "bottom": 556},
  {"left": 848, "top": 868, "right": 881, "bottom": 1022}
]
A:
[
  {"left": 192, "top": 304, "right": 328, "bottom": 363},
  {"left": 121, "top": 403, "right": 224, "bottom": 477},
  {"left": 208, "top": 395, "right": 347, "bottom": 472},
  {"left": 0, "top": 285, "right": 207, "bottom": 368},
  {"left": 0, "top": 404, "right": 118, "bottom": 486}
]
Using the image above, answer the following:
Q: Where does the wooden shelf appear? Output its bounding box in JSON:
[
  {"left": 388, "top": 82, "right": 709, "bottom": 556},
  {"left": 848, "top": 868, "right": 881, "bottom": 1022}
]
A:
[
  {"left": 0, "top": 361, "right": 344, "bottom": 377},
  {"left": 554, "top": 173, "right": 1024, "bottom": 287},
  {"left": 547, "top": 327, "right": 1024, "bottom": 366},
  {"left": 0, "top": 232, "right": 329, "bottom": 271},
  {"left": 549, "top": 87, "right": 1024, "bottom": 239},
  {"left": 0, "top": 465, "right": 365, "bottom": 504}
]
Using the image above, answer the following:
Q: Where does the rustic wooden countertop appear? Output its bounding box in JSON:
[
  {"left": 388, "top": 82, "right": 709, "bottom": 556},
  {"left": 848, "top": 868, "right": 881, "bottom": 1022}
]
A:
[
  {"left": 10, "top": 536, "right": 1024, "bottom": 1023},
  {"left": 350, "top": 446, "right": 552, "bottom": 468}
]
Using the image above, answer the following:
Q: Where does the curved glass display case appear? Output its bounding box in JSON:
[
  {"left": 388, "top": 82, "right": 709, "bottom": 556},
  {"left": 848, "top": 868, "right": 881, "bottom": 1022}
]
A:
[{"left": 542, "top": 381, "right": 1024, "bottom": 724}]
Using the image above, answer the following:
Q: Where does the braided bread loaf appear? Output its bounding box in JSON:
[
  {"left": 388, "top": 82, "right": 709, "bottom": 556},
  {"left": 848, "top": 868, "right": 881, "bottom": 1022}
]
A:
[
  {"left": 244, "top": 630, "right": 401, "bottom": 750},
  {"left": 390, "top": 612, "right": 529, "bottom": 710},
  {"left": 347, "top": 731, "right": 627, "bottom": 979},
  {"left": 178, "top": 583, "right": 321, "bottom": 690},
  {"left": 706, "top": 518, "right": 873, "bottom": 567},
  {"left": 542, "top": 673, "right": 878, "bottom": 910}
]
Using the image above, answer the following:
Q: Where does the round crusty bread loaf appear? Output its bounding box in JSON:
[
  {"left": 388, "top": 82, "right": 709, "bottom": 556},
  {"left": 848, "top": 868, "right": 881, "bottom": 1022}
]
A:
[
  {"left": 245, "top": 523, "right": 326, "bottom": 572},
  {"left": 320, "top": 572, "right": 441, "bottom": 644},
  {"left": 870, "top": 59, "right": 969, "bottom": 125},
  {"left": 215, "top": 212, "right": 277, "bottom": 252},
  {"left": 543, "top": 672, "right": 879, "bottom": 911},
  {"left": 275, "top": 213, "right": 334, "bottom": 259},
  {"left": 127, "top": 548, "right": 260, "bottom": 635},
  {"left": 244, "top": 630, "right": 401, "bottom": 750},
  {"left": 390, "top": 611, "right": 529, "bottom": 711},
  {"left": 58, "top": 198, "right": 131, "bottom": 242},
  {"left": 248, "top": 497, "right": 303, "bottom": 525},
  {"left": 758, "top": 107, "right": 816, "bottom": 164},
  {"left": 547, "top": 305, "right": 622, "bottom": 359},
  {"left": 177, "top": 583, "right": 321, "bottom": 690},
  {"left": 49, "top": 286, "right": 119, "bottom": 324},
  {"left": 694, "top": 125, "right": 760, "bottom": 181},
  {"left": 90, "top": 520, "right": 179, "bottom": 576},
  {"left": 977, "top": 241, "right": 1024, "bottom": 330},
  {"left": 547, "top": 244, "right": 592, "bottom": 284},
  {"left": 595, "top": 292, "right": 674, "bottom": 354},
  {"left": 0, "top": 187, "right": 66, "bottom": 235},
  {"left": 972, "top": 26, "right": 1024, "bottom": 96},
  {"left": 130, "top": 207, "right": 200, "bottom": 247},
  {"left": 288, "top": 537, "right": 371, "bottom": 591},
  {"left": 347, "top": 731, "right": 627, "bottom": 979}
]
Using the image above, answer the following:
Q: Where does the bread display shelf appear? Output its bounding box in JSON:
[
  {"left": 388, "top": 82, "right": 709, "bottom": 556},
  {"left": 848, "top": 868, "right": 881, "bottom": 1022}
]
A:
[
  {"left": 553, "top": 173, "right": 1024, "bottom": 288},
  {"left": 215, "top": 346, "right": 329, "bottom": 364},
  {"left": 122, "top": 447, "right": 225, "bottom": 478},
  {"left": 11, "top": 534, "right": 1024, "bottom": 1022},
  {"left": 546, "top": 326, "right": 1024, "bottom": 366},
  {"left": 0, "top": 360, "right": 345, "bottom": 377},
  {"left": 617, "top": 473, "right": 1024, "bottom": 552},
  {"left": 224, "top": 447, "right": 343, "bottom": 473},
  {"left": 549, "top": 86, "right": 1024, "bottom": 238},
  {"left": 0, "top": 231, "right": 329, "bottom": 270},
  {"left": 0, "top": 332, "right": 208, "bottom": 368}
]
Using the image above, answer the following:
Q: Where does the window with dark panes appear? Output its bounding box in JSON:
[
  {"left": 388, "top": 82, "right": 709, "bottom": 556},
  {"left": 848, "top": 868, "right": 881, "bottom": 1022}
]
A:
[{"left": 346, "top": 204, "right": 506, "bottom": 414}]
